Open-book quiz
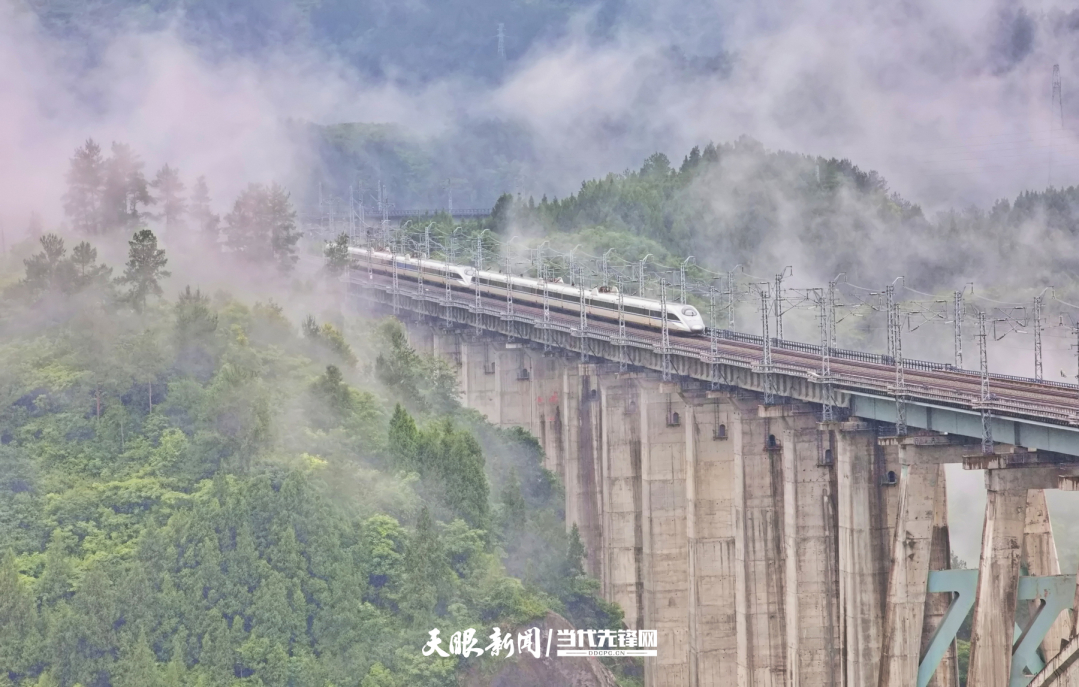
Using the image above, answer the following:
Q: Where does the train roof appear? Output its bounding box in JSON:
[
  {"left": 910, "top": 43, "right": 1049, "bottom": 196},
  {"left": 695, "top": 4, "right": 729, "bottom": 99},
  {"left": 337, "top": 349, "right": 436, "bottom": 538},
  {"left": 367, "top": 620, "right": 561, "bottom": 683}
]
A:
[{"left": 348, "top": 247, "right": 698, "bottom": 313}]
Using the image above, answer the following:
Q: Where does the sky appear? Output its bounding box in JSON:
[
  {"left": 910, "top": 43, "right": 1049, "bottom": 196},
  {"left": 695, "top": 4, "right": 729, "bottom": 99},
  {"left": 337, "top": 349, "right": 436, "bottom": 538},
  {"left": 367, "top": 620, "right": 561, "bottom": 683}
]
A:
[{"left": 3, "top": 0, "right": 1079, "bottom": 234}]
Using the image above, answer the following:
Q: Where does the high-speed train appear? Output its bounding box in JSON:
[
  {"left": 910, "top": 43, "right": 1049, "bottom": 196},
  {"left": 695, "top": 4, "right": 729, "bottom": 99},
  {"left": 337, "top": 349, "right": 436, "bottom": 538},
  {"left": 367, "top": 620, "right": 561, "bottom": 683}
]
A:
[{"left": 348, "top": 247, "right": 707, "bottom": 334}]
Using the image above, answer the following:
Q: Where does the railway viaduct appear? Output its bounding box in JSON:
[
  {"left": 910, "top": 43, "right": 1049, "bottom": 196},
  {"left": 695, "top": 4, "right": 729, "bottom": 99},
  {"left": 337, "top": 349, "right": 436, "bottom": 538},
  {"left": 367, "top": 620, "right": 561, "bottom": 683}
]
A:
[{"left": 345, "top": 267, "right": 1079, "bottom": 687}]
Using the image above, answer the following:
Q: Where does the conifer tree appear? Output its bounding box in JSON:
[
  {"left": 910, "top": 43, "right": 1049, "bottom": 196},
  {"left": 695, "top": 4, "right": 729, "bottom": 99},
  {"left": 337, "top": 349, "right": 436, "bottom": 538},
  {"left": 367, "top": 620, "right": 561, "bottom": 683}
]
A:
[
  {"left": 323, "top": 232, "right": 353, "bottom": 276},
  {"left": 117, "top": 229, "right": 170, "bottom": 310},
  {"left": 267, "top": 182, "right": 301, "bottom": 273},
  {"left": 20, "top": 233, "right": 67, "bottom": 294},
  {"left": 151, "top": 164, "right": 187, "bottom": 238},
  {"left": 102, "top": 143, "right": 153, "bottom": 232},
  {"left": 68, "top": 241, "right": 113, "bottom": 293},
  {"left": 189, "top": 176, "right": 220, "bottom": 247},
  {"left": 63, "top": 139, "right": 105, "bottom": 234}
]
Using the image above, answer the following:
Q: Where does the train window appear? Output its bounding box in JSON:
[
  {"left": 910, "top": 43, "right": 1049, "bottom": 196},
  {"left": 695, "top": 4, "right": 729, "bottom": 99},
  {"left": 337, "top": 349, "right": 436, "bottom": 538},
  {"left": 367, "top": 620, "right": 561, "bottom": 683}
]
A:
[{"left": 682, "top": 307, "right": 698, "bottom": 317}]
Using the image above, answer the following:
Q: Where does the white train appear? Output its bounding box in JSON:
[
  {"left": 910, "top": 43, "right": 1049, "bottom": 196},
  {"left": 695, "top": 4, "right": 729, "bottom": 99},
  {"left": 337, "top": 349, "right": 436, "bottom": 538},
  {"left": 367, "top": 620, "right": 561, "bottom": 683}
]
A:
[{"left": 348, "top": 247, "right": 707, "bottom": 335}]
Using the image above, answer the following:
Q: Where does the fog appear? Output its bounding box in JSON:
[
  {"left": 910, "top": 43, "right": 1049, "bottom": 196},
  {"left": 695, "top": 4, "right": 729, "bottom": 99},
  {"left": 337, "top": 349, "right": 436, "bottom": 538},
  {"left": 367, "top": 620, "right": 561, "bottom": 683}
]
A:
[{"left": 4, "top": 0, "right": 1079, "bottom": 570}]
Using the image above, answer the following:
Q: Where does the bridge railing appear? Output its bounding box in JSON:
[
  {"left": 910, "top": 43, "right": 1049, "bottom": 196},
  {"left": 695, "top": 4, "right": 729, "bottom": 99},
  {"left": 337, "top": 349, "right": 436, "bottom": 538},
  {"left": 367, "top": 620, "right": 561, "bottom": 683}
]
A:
[{"left": 348, "top": 270, "right": 1079, "bottom": 412}]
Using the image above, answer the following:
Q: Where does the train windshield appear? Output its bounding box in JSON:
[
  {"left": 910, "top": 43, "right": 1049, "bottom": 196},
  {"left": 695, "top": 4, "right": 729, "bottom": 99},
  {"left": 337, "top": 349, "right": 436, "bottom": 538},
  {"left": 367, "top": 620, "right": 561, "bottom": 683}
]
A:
[{"left": 681, "top": 307, "right": 698, "bottom": 317}]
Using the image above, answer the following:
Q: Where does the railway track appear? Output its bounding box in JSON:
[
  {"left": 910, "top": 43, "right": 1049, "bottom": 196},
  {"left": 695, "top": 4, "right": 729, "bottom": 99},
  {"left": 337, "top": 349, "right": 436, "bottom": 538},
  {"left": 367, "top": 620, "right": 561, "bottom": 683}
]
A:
[{"left": 349, "top": 271, "right": 1079, "bottom": 425}]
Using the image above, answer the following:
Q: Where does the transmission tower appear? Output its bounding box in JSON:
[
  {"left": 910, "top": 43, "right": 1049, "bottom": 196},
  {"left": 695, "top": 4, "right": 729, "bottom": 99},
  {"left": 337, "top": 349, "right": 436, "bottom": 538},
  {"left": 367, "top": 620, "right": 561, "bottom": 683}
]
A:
[
  {"left": 1054, "top": 64, "right": 1064, "bottom": 128},
  {"left": 1051, "top": 65, "right": 1064, "bottom": 186}
]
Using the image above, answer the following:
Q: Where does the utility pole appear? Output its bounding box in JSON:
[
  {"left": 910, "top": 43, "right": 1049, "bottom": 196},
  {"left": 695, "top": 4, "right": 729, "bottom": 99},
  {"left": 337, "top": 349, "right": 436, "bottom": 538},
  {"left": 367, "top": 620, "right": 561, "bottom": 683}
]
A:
[
  {"left": 759, "top": 283, "right": 774, "bottom": 405},
  {"left": 680, "top": 256, "right": 694, "bottom": 304},
  {"left": 542, "top": 262, "right": 552, "bottom": 352},
  {"left": 885, "top": 284, "right": 896, "bottom": 358},
  {"left": 710, "top": 285, "right": 722, "bottom": 389},
  {"left": 954, "top": 289, "right": 964, "bottom": 367},
  {"left": 638, "top": 254, "right": 652, "bottom": 297},
  {"left": 391, "top": 245, "right": 400, "bottom": 314},
  {"left": 727, "top": 268, "right": 739, "bottom": 330},
  {"left": 773, "top": 267, "right": 791, "bottom": 341},
  {"left": 444, "top": 233, "right": 456, "bottom": 324},
  {"left": 474, "top": 235, "right": 483, "bottom": 330},
  {"left": 505, "top": 255, "right": 514, "bottom": 318},
  {"left": 978, "top": 310, "right": 992, "bottom": 454},
  {"left": 660, "top": 278, "right": 672, "bottom": 381},
  {"left": 497, "top": 23, "right": 506, "bottom": 62},
  {"left": 617, "top": 274, "right": 628, "bottom": 371},
  {"left": 893, "top": 296, "right": 906, "bottom": 435},
  {"left": 819, "top": 287, "right": 835, "bottom": 422},
  {"left": 1034, "top": 293, "right": 1044, "bottom": 381},
  {"left": 577, "top": 263, "right": 588, "bottom": 361},
  {"left": 828, "top": 274, "right": 842, "bottom": 349}
]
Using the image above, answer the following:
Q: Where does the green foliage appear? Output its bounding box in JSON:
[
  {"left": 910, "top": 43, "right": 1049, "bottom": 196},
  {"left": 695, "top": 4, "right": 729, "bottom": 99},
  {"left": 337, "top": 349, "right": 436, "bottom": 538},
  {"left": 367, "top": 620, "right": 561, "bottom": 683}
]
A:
[
  {"left": 224, "top": 182, "right": 302, "bottom": 272},
  {"left": 150, "top": 164, "right": 186, "bottom": 238},
  {"left": 388, "top": 406, "right": 489, "bottom": 528},
  {"left": 303, "top": 316, "right": 358, "bottom": 367},
  {"left": 174, "top": 286, "right": 220, "bottom": 379},
  {"left": 16, "top": 234, "right": 113, "bottom": 300},
  {"left": 324, "top": 232, "right": 355, "bottom": 277},
  {"left": 117, "top": 229, "right": 170, "bottom": 311},
  {"left": 957, "top": 639, "right": 970, "bottom": 686},
  {"left": 374, "top": 319, "right": 458, "bottom": 413},
  {"left": 188, "top": 176, "right": 221, "bottom": 248},
  {"left": 0, "top": 177, "right": 625, "bottom": 684}
]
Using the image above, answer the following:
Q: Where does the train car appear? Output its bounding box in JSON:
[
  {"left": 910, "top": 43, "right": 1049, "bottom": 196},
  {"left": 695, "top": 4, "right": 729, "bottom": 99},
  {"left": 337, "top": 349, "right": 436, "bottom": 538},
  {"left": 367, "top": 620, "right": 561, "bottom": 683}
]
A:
[{"left": 347, "top": 247, "right": 706, "bottom": 334}]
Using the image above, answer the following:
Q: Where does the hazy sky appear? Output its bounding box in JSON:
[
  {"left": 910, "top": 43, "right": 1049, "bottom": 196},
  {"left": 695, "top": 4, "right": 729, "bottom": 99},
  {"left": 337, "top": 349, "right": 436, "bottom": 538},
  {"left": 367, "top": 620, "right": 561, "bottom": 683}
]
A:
[{"left": 4, "top": 0, "right": 1079, "bottom": 236}]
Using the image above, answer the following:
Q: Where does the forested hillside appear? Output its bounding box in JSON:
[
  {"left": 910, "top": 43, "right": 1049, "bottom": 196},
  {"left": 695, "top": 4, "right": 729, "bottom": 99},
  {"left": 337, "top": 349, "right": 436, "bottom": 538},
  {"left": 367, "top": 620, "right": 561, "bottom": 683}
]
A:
[
  {"left": 364, "top": 136, "right": 1079, "bottom": 294},
  {"left": 0, "top": 139, "right": 627, "bottom": 685}
]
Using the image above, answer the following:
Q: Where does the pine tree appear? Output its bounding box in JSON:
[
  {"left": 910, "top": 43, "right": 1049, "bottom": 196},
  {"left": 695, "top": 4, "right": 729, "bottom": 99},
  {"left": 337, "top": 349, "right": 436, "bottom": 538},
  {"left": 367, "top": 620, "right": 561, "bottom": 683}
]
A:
[
  {"left": 224, "top": 184, "right": 269, "bottom": 263},
  {"left": 189, "top": 176, "right": 220, "bottom": 248},
  {"left": 63, "top": 139, "right": 105, "bottom": 234},
  {"left": 399, "top": 507, "right": 446, "bottom": 622},
  {"left": 117, "top": 229, "right": 170, "bottom": 311},
  {"left": 267, "top": 183, "right": 301, "bottom": 273},
  {"left": 174, "top": 286, "right": 219, "bottom": 378},
  {"left": 102, "top": 143, "right": 153, "bottom": 232},
  {"left": 68, "top": 241, "right": 113, "bottom": 293},
  {"left": 323, "top": 232, "right": 353, "bottom": 277},
  {"left": 113, "top": 631, "right": 160, "bottom": 687},
  {"left": 151, "top": 164, "right": 187, "bottom": 239},
  {"left": 21, "top": 234, "right": 67, "bottom": 295},
  {"left": 387, "top": 404, "right": 419, "bottom": 469}
]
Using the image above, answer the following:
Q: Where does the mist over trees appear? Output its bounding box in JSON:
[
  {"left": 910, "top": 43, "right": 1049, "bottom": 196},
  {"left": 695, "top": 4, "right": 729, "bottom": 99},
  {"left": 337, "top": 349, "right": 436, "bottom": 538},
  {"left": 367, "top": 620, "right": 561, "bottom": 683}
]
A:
[{"left": 0, "top": 141, "right": 628, "bottom": 687}]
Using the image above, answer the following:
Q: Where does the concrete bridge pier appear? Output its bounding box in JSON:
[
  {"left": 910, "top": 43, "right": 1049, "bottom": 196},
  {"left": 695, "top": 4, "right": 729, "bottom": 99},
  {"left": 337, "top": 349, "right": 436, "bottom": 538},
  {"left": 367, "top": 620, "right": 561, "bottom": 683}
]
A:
[
  {"left": 878, "top": 435, "right": 969, "bottom": 687},
  {"left": 1022, "top": 489, "right": 1070, "bottom": 661},
  {"left": 968, "top": 468, "right": 1062, "bottom": 687},
  {"left": 682, "top": 390, "right": 738, "bottom": 687},
  {"left": 830, "top": 420, "right": 891, "bottom": 687}
]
